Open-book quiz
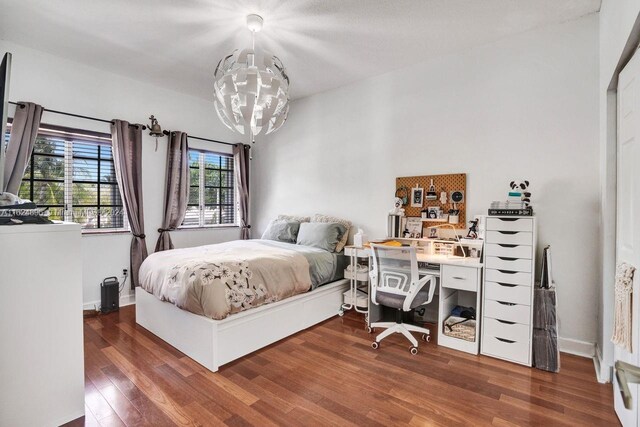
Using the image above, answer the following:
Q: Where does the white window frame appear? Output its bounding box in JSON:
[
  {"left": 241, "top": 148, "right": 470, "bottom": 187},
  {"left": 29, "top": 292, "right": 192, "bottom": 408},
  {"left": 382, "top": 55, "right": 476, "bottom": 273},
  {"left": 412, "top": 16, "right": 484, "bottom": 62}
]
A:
[
  {"left": 18, "top": 125, "right": 129, "bottom": 234},
  {"left": 180, "top": 149, "right": 238, "bottom": 229}
]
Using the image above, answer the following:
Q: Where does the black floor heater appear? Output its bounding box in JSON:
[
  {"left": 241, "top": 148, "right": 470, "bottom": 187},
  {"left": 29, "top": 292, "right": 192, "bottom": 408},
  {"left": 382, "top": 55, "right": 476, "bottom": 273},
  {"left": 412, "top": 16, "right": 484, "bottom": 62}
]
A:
[{"left": 100, "top": 276, "right": 120, "bottom": 313}]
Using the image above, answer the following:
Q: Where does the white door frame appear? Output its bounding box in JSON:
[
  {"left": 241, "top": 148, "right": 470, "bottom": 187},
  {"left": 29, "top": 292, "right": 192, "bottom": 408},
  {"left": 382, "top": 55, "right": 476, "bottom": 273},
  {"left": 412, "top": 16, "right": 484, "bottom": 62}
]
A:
[{"left": 600, "top": 16, "right": 640, "bottom": 385}]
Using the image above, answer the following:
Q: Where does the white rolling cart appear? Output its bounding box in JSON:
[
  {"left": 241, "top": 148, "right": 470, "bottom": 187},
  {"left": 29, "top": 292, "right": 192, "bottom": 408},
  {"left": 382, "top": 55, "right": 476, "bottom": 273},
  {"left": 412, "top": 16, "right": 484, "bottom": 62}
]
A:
[{"left": 340, "top": 246, "right": 371, "bottom": 326}]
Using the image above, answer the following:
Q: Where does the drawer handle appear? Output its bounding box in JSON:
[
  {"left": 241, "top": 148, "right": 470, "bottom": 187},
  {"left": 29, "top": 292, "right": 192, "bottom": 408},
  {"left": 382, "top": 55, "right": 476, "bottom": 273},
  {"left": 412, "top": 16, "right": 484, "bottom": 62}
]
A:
[
  {"left": 497, "top": 231, "right": 518, "bottom": 235},
  {"left": 497, "top": 301, "right": 516, "bottom": 306},
  {"left": 452, "top": 276, "right": 466, "bottom": 280},
  {"left": 497, "top": 270, "right": 517, "bottom": 274},
  {"left": 496, "top": 282, "right": 516, "bottom": 288},
  {"left": 496, "top": 337, "right": 516, "bottom": 344},
  {"left": 497, "top": 319, "right": 516, "bottom": 325},
  {"left": 498, "top": 244, "right": 517, "bottom": 248},
  {"left": 497, "top": 257, "right": 517, "bottom": 261}
]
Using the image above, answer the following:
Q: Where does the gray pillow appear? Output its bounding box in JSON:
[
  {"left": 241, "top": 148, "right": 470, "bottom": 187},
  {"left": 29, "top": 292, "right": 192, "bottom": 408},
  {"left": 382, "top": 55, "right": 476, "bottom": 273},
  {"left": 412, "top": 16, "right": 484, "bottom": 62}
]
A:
[
  {"left": 261, "top": 219, "right": 300, "bottom": 243},
  {"left": 296, "top": 222, "right": 347, "bottom": 252}
]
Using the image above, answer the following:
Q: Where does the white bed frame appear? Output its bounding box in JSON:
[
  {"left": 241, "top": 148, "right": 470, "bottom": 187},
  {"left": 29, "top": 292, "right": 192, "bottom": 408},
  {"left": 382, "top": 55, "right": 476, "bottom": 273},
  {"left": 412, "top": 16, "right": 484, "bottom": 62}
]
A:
[{"left": 135, "top": 279, "right": 349, "bottom": 372}]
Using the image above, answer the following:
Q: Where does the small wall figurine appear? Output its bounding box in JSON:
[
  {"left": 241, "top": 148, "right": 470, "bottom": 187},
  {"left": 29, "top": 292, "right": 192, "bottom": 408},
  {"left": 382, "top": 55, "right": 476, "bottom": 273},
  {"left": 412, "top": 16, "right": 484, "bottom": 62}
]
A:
[
  {"left": 389, "top": 197, "right": 406, "bottom": 216},
  {"left": 509, "top": 180, "right": 532, "bottom": 207},
  {"left": 466, "top": 219, "right": 479, "bottom": 239},
  {"left": 439, "top": 189, "right": 447, "bottom": 205}
]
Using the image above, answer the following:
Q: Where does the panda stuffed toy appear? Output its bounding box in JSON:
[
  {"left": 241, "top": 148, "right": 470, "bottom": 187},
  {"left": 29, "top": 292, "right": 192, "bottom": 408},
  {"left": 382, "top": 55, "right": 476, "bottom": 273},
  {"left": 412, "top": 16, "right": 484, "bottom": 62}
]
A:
[
  {"left": 389, "top": 197, "right": 406, "bottom": 215},
  {"left": 509, "top": 180, "right": 532, "bottom": 207}
]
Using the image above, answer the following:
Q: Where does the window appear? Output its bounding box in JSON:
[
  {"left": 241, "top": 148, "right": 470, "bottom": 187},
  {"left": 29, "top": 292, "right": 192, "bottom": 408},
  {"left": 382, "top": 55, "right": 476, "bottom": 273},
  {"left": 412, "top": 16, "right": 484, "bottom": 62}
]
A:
[
  {"left": 182, "top": 149, "right": 236, "bottom": 227},
  {"left": 14, "top": 123, "right": 127, "bottom": 231}
]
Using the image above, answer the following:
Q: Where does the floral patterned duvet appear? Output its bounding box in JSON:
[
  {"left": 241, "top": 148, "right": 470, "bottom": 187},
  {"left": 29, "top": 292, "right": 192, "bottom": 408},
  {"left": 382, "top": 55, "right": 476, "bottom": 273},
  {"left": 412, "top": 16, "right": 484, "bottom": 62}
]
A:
[{"left": 139, "top": 240, "right": 313, "bottom": 320}]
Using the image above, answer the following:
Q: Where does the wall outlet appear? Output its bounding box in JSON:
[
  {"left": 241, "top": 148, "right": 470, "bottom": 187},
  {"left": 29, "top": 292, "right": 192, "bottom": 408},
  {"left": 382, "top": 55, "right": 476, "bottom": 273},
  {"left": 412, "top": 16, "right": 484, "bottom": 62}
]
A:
[{"left": 122, "top": 268, "right": 128, "bottom": 276}]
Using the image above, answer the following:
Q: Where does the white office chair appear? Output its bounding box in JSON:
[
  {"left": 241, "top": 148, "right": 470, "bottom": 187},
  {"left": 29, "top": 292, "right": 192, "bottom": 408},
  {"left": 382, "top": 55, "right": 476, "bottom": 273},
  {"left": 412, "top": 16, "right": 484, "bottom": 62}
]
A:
[{"left": 369, "top": 244, "right": 436, "bottom": 354}]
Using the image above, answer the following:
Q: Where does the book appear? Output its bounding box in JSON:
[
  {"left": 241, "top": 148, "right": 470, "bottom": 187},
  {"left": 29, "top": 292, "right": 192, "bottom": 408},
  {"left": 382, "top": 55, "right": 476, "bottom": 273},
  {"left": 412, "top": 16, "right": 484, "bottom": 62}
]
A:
[
  {"left": 489, "top": 201, "right": 533, "bottom": 216},
  {"left": 488, "top": 207, "right": 533, "bottom": 216},
  {"left": 405, "top": 217, "right": 423, "bottom": 238}
]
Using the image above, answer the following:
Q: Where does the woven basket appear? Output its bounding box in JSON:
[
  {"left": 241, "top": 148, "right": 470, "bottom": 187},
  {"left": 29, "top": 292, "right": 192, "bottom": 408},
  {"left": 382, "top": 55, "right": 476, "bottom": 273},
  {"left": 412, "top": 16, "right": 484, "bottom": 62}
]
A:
[{"left": 443, "top": 316, "right": 476, "bottom": 342}]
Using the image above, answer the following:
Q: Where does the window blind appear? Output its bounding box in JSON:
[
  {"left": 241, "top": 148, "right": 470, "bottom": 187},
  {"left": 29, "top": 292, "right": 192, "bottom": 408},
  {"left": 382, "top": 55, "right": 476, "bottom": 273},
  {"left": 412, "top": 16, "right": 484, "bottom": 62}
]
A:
[
  {"left": 14, "top": 123, "right": 127, "bottom": 230},
  {"left": 183, "top": 149, "right": 236, "bottom": 227}
]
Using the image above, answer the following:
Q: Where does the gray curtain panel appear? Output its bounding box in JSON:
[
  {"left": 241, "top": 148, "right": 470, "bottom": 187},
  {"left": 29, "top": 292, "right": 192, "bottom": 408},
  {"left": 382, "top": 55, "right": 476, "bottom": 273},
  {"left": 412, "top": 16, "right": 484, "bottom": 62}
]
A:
[
  {"left": 111, "top": 120, "right": 147, "bottom": 289},
  {"left": 3, "top": 102, "right": 43, "bottom": 194},
  {"left": 155, "top": 131, "right": 189, "bottom": 252},
  {"left": 233, "top": 143, "right": 250, "bottom": 239}
]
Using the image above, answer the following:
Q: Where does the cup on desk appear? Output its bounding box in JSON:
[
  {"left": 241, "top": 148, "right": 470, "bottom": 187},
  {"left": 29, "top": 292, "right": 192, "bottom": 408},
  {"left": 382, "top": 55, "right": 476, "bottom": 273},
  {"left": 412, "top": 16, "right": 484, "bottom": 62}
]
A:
[{"left": 448, "top": 210, "right": 459, "bottom": 224}]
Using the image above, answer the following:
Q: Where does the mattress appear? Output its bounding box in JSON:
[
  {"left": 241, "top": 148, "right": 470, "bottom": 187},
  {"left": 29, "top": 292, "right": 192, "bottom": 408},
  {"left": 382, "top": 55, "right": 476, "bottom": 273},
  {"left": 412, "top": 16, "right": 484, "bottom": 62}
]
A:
[{"left": 139, "top": 239, "right": 346, "bottom": 320}]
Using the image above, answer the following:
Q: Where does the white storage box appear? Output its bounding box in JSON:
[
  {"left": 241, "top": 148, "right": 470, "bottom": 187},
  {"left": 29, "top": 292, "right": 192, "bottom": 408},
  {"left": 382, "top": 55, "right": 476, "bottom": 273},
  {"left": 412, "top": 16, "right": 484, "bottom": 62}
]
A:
[
  {"left": 344, "top": 268, "right": 370, "bottom": 282},
  {"left": 343, "top": 289, "right": 368, "bottom": 308}
]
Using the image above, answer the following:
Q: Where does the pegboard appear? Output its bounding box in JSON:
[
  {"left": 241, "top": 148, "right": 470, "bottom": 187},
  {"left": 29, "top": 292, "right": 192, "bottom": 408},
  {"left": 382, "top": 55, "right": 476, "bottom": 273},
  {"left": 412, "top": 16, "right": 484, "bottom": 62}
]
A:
[{"left": 396, "top": 173, "right": 467, "bottom": 230}]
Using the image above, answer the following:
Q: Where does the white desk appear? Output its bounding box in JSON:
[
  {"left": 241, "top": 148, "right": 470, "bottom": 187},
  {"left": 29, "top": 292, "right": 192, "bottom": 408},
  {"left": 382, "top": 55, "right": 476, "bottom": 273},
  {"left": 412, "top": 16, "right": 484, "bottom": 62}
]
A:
[
  {"left": 344, "top": 242, "right": 483, "bottom": 355},
  {"left": 418, "top": 253, "right": 482, "bottom": 268}
]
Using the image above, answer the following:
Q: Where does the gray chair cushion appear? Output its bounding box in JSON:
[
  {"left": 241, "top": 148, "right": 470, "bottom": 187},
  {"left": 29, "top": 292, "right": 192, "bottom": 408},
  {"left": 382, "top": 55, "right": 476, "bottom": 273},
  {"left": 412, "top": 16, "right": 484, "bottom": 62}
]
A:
[{"left": 375, "top": 286, "right": 432, "bottom": 310}]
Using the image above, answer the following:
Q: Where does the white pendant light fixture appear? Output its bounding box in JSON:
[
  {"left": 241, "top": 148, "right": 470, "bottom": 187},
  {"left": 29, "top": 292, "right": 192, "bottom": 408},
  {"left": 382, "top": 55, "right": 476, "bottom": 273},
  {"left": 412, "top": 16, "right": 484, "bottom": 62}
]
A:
[{"left": 213, "top": 14, "right": 290, "bottom": 142}]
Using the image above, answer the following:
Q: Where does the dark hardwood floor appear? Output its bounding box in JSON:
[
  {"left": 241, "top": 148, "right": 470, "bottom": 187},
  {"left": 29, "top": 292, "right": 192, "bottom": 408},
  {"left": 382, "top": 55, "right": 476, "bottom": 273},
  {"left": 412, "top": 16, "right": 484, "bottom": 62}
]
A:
[{"left": 72, "top": 305, "right": 618, "bottom": 426}]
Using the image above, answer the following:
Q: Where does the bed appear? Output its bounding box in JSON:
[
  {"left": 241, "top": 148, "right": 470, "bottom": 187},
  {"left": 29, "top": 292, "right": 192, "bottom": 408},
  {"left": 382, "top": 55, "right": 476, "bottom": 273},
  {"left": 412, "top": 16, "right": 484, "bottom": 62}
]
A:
[{"left": 135, "top": 239, "right": 349, "bottom": 372}]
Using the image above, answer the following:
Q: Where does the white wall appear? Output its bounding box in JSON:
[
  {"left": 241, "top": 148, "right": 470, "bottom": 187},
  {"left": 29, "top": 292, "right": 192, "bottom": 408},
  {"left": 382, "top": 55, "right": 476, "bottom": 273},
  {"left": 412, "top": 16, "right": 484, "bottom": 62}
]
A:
[
  {"left": 600, "top": 0, "right": 640, "bottom": 83},
  {"left": 597, "top": 0, "right": 640, "bottom": 377},
  {"left": 253, "top": 15, "right": 600, "bottom": 348},
  {"left": 0, "top": 40, "right": 242, "bottom": 308}
]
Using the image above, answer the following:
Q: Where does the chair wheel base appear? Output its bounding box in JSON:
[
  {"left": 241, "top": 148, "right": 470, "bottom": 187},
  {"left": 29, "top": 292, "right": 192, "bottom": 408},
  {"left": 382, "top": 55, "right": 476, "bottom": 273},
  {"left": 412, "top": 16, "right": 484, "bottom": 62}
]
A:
[
  {"left": 410, "top": 346, "right": 418, "bottom": 355},
  {"left": 421, "top": 333, "right": 431, "bottom": 342},
  {"left": 371, "top": 341, "right": 379, "bottom": 349},
  {"left": 367, "top": 326, "right": 373, "bottom": 333}
]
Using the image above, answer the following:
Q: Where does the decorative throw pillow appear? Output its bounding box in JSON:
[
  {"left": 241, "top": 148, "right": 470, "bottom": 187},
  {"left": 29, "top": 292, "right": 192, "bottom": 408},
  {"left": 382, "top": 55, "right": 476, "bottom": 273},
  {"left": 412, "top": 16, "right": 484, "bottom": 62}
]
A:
[
  {"left": 261, "top": 219, "right": 300, "bottom": 243},
  {"left": 277, "top": 214, "right": 311, "bottom": 223},
  {"left": 312, "top": 214, "right": 352, "bottom": 252},
  {"left": 296, "top": 222, "right": 347, "bottom": 252}
]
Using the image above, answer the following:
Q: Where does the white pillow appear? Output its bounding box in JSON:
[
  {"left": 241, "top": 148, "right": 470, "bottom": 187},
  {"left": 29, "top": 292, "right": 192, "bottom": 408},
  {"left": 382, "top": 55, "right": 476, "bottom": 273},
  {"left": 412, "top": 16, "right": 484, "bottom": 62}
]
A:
[{"left": 277, "top": 214, "right": 311, "bottom": 223}]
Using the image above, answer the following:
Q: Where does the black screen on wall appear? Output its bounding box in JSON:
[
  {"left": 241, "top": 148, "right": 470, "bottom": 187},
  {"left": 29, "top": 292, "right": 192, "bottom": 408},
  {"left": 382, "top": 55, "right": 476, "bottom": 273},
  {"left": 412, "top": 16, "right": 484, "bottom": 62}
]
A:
[{"left": 0, "top": 52, "right": 12, "bottom": 191}]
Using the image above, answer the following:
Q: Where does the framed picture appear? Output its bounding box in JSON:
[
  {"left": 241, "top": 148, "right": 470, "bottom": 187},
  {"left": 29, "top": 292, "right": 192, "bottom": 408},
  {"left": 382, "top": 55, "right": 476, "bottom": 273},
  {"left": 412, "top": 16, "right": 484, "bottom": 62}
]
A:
[
  {"left": 427, "top": 227, "right": 438, "bottom": 239},
  {"left": 405, "top": 217, "right": 423, "bottom": 238},
  {"left": 411, "top": 187, "right": 424, "bottom": 207}
]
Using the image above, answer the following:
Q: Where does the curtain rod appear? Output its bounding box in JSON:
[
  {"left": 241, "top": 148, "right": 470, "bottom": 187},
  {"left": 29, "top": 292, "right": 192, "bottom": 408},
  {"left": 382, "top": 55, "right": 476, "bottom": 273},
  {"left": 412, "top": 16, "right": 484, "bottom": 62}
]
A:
[
  {"left": 10, "top": 101, "right": 244, "bottom": 148},
  {"left": 9, "top": 101, "right": 147, "bottom": 130},
  {"left": 162, "top": 130, "right": 245, "bottom": 148}
]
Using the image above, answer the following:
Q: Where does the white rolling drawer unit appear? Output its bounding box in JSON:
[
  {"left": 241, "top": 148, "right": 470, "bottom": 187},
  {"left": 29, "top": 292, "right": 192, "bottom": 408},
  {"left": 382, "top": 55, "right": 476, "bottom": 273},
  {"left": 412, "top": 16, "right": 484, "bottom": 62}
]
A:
[{"left": 481, "top": 216, "right": 537, "bottom": 366}]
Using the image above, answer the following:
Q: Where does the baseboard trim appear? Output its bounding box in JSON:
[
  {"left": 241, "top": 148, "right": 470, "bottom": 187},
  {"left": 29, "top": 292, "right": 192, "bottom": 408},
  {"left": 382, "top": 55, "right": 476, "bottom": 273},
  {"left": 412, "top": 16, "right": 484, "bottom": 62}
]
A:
[
  {"left": 593, "top": 344, "right": 612, "bottom": 383},
  {"left": 83, "top": 292, "right": 136, "bottom": 311},
  {"left": 558, "top": 337, "right": 595, "bottom": 358},
  {"left": 120, "top": 292, "right": 135, "bottom": 307}
]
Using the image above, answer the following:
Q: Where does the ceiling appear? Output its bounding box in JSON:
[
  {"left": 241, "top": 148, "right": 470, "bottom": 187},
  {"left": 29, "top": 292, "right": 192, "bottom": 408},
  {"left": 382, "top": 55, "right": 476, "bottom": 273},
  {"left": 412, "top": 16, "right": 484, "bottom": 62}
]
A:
[{"left": 0, "top": 0, "right": 600, "bottom": 100}]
